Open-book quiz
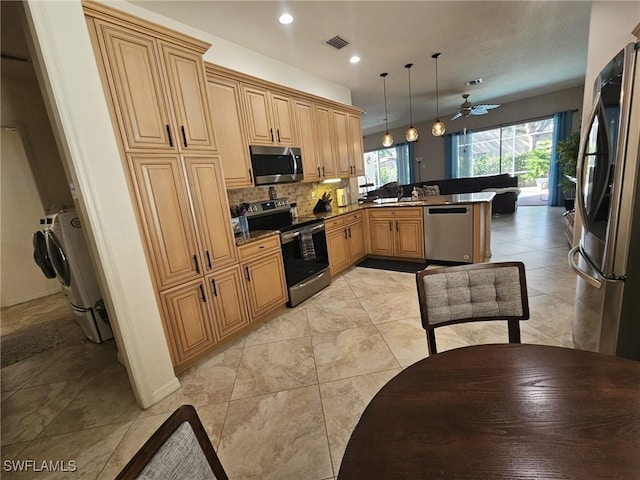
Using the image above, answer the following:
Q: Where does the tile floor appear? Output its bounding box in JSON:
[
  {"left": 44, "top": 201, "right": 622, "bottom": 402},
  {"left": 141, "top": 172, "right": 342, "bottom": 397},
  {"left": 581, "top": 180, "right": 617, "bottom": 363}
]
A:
[{"left": 0, "top": 206, "right": 577, "bottom": 479}]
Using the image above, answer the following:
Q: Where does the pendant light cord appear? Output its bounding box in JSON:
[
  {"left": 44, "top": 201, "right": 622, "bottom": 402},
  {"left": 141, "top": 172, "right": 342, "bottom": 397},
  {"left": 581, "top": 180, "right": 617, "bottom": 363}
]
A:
[
  {"left": 432, "top": 53, "right": 441, "bottom": 120},
  {"left": 406, "top": 64, "right": 413, "bottom": 126},
  {"left": 381, "top": 72, "right": 389, "bottom": 132}
]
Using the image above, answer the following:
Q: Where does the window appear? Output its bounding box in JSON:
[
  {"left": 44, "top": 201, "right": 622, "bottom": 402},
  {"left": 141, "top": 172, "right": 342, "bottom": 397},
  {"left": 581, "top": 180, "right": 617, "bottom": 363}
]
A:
[
  {"left": 360, "top": 143, "right": 413, "bottom": 190},
  {"left": 452, "top": 118, "right": 554, "bottom": 187}
]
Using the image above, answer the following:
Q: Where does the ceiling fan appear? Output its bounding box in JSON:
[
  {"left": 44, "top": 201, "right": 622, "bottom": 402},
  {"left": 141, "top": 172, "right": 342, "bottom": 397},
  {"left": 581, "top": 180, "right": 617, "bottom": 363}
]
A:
[{"left": 451, "top": 94, "right": 500, "bottom": 121}]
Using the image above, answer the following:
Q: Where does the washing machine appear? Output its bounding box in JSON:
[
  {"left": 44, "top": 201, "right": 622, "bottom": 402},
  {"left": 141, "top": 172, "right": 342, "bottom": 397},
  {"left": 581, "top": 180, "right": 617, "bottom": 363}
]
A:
[{"left": 33, "top": 210, "right": 113, "bottom": 343}]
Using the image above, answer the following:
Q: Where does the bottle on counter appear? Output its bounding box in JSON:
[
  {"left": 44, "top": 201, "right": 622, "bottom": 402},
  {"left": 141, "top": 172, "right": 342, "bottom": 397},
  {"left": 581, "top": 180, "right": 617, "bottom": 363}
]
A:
[
  {"left": 290, "top": 202, "right": 299, "bottom": 219},
  {"left": 269, "top": 186, "right": 278, "bottom": 200},
  {"left": 412, "top": 187, "right": 419, "bottom": 200}
]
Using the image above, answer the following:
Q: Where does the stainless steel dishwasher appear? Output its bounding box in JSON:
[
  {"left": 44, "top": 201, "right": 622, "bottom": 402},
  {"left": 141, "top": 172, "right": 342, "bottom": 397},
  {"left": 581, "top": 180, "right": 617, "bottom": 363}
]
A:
[{"left": 423, "top": 205, "right": 474, "bottom": 262}]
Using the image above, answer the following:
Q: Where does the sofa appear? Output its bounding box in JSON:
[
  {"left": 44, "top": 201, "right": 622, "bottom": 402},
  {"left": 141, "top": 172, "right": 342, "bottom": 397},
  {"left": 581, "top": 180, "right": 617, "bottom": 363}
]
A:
[{"left": 366, "top": 174, "right": 520, "bottom": 214}]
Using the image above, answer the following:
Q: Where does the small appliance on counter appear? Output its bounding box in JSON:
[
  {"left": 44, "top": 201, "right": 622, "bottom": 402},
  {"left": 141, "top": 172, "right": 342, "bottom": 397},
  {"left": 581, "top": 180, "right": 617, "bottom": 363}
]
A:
[{"left": 336, "top": 187, "right": 350, "bottom": 207}]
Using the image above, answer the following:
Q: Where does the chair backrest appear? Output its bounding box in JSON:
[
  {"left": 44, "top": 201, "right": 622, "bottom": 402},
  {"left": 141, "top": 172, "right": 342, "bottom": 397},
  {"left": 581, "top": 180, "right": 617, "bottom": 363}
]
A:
[
  {"left": 116, "top": 405, "right": 228, "bottom": 480},
  {"left": 416, "top": 262, "right": 529, "bottom": 355}
]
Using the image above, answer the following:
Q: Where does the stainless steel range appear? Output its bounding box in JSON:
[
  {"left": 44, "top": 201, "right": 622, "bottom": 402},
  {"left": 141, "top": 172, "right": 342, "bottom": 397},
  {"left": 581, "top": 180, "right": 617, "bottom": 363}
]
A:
[{"left": 244, "top": 199, "right": 331, "bottom": 307}]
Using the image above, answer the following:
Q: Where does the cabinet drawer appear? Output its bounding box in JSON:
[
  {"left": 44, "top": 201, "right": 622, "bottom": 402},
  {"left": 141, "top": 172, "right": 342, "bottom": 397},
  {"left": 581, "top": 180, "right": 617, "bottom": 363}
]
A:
[
  {"left": 344, "top": 211, "right": 363, "bottom": 224},
  {"left": 324, "top": 216, "right": 345, "bottom": 232},
  {"left": 368, "top": 207, "right": 423, "bottom": 219},
  {"left": 237, "top": 234, "right": 280, "bottom": 261}
]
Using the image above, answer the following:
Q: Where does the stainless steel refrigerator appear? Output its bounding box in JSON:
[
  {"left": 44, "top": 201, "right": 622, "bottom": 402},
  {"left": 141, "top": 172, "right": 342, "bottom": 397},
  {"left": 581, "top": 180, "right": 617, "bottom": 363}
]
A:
[{"left": 570, "top": 42, "right": 640, "bottom": 360}]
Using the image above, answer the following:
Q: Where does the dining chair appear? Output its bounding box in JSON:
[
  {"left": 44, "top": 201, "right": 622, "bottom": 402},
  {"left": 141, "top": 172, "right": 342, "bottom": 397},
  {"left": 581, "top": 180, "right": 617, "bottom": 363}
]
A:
[
  {"left": 115, "top": 404, "right": 228, "bottom": 480},
  {"left": 416, "top": 262, "right": 530, "bottom": 355}
]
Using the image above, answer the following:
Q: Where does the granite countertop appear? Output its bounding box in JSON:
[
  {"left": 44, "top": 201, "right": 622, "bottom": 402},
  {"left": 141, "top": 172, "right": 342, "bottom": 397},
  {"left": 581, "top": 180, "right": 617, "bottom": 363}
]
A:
[{"left": 234, "top": 229, "right": 280, "bottom": 246}]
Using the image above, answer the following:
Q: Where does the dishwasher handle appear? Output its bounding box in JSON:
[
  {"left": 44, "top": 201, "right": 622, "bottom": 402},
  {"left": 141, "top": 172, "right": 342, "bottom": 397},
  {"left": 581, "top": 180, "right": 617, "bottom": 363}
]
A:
[{"left": 426, "top": 207, "right": 469, "bottom": 215}]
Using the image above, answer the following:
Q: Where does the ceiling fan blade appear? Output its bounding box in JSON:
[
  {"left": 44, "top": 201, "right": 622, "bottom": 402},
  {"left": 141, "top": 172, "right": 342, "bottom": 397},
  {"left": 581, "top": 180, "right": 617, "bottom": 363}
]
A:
[
  {"left": 470, "top": 107, "right": 489, "bottom": 115},
  {"left": 474, "top": 103, "right": 501, "bottom": 110},
  {"left": 451, "top": 111, "right": 463, "bottom": 121}
]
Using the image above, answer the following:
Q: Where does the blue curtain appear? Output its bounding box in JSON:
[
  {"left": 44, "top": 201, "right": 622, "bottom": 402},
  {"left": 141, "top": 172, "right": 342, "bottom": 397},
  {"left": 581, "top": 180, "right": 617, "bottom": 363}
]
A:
[
  {"left": 396, "top": 142, "right": 413, "bottom": 184},
  {"left": 444, "top": 132, "right": 467, "bottom": 179},
  {"left": 549, "top": 111, "right": 574, "bottom": 206}
]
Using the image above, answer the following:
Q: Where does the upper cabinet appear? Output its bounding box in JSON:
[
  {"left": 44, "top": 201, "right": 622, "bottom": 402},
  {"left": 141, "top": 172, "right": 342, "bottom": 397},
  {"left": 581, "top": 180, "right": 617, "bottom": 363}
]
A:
[
  {"left": 241, "top": 85, "right": 296, "bottom": 146},
  {"left": 348, "top": 112, "right": 365, "bottom": 176},
  {"left": 90, "top": 17, "right": 216, "bottom": 153}
]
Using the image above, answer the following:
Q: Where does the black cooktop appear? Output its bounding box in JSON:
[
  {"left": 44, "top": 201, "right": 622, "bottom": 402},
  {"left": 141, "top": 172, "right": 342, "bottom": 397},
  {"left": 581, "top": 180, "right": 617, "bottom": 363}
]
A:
[{"left": 243, "top": 199, "right": 322, "bottom": 233}]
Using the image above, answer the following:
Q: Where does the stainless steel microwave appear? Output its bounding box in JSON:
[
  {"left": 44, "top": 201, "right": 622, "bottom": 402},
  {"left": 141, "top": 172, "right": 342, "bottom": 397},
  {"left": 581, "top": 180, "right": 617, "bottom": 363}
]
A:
[{"left": 249, "top": 146, "right": 303, "bottom": 185}]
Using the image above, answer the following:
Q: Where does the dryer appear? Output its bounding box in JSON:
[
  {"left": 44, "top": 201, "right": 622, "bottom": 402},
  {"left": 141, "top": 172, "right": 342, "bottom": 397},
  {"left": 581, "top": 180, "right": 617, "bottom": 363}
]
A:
[{"left": 35, "top": 210, "right": 113, "bottom": 343}]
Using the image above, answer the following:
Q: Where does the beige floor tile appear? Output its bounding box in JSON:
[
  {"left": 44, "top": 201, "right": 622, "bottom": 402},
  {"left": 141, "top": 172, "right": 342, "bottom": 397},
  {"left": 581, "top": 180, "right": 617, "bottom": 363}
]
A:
[
  {"left": 342, "top": 268, "right": 401, "bottom": 298},
  {"left": 1, "top": 346, "right": 65, "bottom": 392},
  {"left": 312, "top": 326, "right": 399, "bottom": 383},
  {"left": 232, "top": 337, "right": 317, "bottom": 400},
  {"left": 1, "top": 379, "right": 90, "bottom": 445},
  {"left": 142, "top": 348, "right": 242, "bottom": 416},
  {"left": 218, "top": 386, "right": 332, "bottom": 480},
  {"left": 425, "top": 325, "right": 470, "bottom": 353},
  {"left": 358, "top": 289, "right": 420, "bottom": 324},
  {"left": 385, "top": 270, "right": 419, "bottom": 291},
  {"left": 244, "top": 307, "right": 309, "bottom": 347},
  {"left": 39, "top": 363, "right": 141, "bottom": 437},
  {"left": 0, "top": 293, "right": 69, "bottom": 336},
  {"left": 4, "top": 422, "right": 130, "bottom": 480},
  {"left": 375, "top": 318, "right": 428, "bottom": 367},
  {"left": 305, "top": 277, "right": 356, "bottom": 303},
  {"left": 319, "top": 369, "right": 400, "bottom": 473},
  {"left": 306, "top": 297, "right": 373, "bottom": 335}
]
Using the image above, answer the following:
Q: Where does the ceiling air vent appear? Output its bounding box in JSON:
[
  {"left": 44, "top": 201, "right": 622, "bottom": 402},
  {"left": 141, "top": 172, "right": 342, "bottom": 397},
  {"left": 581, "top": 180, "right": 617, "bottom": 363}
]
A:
[{"left": 325, "top": 35, "right": 350, "bottom": 50}]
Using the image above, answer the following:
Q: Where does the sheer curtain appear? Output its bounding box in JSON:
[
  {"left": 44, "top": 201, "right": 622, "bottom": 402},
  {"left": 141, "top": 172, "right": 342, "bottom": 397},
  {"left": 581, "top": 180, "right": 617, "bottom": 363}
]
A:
[
  {"left": 397, "top": 142, "right": 415, "bottom": 185},
  {"left": 444, "top": 131, "right": 467, "bottom": 179},
  {"left": 548, "top": 110, "right": 574, "bottom": 206}
]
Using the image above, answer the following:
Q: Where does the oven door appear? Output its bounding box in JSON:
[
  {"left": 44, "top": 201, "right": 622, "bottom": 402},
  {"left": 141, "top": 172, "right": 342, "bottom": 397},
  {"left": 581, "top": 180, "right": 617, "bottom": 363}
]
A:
[{"left": 280, "top": 222, "right": 329, "bottom": 288}]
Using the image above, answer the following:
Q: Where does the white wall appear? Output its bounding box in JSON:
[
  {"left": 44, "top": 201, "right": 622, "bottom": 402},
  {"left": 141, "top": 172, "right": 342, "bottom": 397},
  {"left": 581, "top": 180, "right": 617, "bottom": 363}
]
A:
[
  {"left": 363, "top": 86, "right": 585, "bottom": 182},
  {"left": 0, "top": 127, "right": 60, "bottom": 306}
]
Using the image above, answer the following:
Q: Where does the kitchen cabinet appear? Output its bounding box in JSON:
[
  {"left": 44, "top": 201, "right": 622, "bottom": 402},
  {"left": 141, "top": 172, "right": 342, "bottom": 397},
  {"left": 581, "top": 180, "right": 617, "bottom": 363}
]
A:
[
  {"left": 90, "top": 18, "right": 216, "bottom": 152},
  {"left": 242, "top": 85, "right": 296, "bottom": 146},
  {"left": 295, "top": 99, "right": 321, "bottom": 182},
  {"left": 314, "top": 105, "right": 338, "bottom": 179},
  {"left": 348, "top": 112, "right": 365, "bottom": 176},
  {"left": 333, "top": 109, "right": 352, "bottom": 177},
  {"left": 238, "top": 236, "right": 288, "bottom": 320},
  {"left": 325, "top": 212, "right": 366, "bottom": 276},
  {"left": 368, "top": 207, "right": 424, "bottom": 259},
  {"left": 160, "top": 278, "right": 217, "bottom": 368},
  {"left": 205, "top": 72, "right": 254, "bottom": 188},
  {"left": 206, "top": 265, "right": 249, "bottom": 340}
]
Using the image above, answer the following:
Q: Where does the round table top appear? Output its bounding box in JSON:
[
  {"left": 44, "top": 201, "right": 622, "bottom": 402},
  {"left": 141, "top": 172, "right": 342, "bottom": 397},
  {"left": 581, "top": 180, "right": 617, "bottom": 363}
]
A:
[{"left": 338, "top": 344, "right": 640, "bottom": 480}]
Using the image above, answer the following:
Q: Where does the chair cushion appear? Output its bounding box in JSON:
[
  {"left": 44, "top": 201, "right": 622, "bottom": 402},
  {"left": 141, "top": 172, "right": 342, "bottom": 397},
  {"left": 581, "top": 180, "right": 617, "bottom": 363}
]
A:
[
  {"left": 137, "top": 422, "right": 217, "bottom": 480},
  {"left": 422, "top": 266, "right": 523, "bottom": 325}
]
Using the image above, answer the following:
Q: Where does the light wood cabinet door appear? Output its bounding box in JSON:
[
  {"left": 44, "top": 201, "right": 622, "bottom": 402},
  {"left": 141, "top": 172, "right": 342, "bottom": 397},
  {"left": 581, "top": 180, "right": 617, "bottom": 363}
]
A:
[
  {"left": 160, "top": 43, "right": 217, "bottom": 151},
  {"left": 332, "top": 109, "right": 351, "bottom": 177},
  {"left": 295, "top": 100, "right": 321, "bottom": 182},
  {"left": 242, "top": 251, "right": 288, "bottom": 320},
  {"left": 369, "top": 218, "right": 396, "bottom": 257},
  {"left": 184, "top": 156, "right": 237, "bottom": 272},
  {"left": 206, "top": 76, "right": 253, "bottom": 188},
  {"left": 129, "top": 155, "right": 202, "bottom": 288},
  {"left": 348, "top": 219, "right": 367, "bottom": 263},
  {"left": 395, "top": 219, "right": 425, "bottom": 258},
  {"left": 242, "top": 85, "right": 273, "bottom": 145},
  {"left": 314, "top": 105, "right": 337, "bottom": 178},
  {"left": 207, "top": 266, "right": 249, "bottom": 340},
  {"left": 161, "top": 279, "right": 217, "bottom": 367},
  {"left": 327, "top": 226, "right": 350, "bottom": 276},
  {"left": 348, "top": 113, "right": 365, "bottom": 176},
  {"left": 94, "top": 20, "right": 175, "bottom": 151},
  {"left": 270, "top": 92, "right": 296, "bottom": 145}
]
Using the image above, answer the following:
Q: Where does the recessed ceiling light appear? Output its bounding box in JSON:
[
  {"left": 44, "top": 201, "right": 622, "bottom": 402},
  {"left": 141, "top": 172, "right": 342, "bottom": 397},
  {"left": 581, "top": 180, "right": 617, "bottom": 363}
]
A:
[
  {"left": 349, "top": 55, "right": 361, "bottom": 64},
  {"left": 279, "top": 13, "right": 294, "bottom": 25}
]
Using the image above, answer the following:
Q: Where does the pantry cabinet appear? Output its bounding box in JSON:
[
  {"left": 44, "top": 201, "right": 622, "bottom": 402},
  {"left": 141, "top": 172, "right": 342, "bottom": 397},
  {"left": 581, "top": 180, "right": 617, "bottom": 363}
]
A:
[
  {"left": 368, "top": 208, "right": 424, "bottom": 259},
  {"left": 205, "top": 73, "right": 253, "bottom": 188},
  {"left": 242, "top": 85, "right": 296, "bottom": 146},
  {"left": 90, "top": 18, "right": 216, "bottom": 152}
]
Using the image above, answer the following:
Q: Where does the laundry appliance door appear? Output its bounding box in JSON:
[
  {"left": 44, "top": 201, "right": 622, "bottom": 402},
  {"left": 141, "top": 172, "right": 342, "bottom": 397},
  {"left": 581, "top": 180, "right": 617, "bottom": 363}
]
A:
[{"left": 45, "top": 230, "right": 71, "bottom": 287}]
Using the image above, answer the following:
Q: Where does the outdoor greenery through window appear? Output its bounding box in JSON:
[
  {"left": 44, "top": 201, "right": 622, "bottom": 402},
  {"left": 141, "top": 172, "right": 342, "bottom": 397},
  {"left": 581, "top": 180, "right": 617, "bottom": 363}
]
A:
[
  {"left": 453, "top": 117, "right": 554, "bottom": 187},
  {"left": 360, "top": 143, "right": 412, "bottom": 192}
]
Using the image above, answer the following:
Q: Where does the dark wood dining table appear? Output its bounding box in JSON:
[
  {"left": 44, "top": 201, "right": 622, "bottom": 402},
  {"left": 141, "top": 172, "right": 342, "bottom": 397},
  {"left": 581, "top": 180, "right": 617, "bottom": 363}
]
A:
[{"left": 337, "top": 343, "right": 640, "bottom": 479}]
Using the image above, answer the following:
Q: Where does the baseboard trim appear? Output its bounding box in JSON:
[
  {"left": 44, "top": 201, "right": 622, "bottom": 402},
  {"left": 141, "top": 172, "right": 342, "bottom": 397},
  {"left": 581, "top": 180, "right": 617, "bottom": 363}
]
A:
[{"left": 147, "top": 377, "right": 181, "bottom": 408}]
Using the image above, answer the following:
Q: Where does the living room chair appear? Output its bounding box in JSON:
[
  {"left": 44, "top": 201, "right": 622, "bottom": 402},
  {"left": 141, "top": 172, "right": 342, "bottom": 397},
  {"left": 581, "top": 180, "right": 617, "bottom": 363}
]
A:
[
  {"left": 416, "top": 262, "right": 530, "bottom": 355},
  {"left": 115, "top": 404, "right": 228, "bottom": 480}
]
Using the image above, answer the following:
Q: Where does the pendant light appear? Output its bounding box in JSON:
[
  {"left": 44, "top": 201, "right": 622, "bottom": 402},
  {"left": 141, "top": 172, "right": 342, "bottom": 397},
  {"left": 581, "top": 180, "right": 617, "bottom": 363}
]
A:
[
  {"left": 431, "top": 53, "right": 446, "bottom": 137},
  {"left": 405, "top": 63, "right": 419, "bottom": 142},
  {"left": 380, "top": 72, "right": 394, "bottom": 147}
]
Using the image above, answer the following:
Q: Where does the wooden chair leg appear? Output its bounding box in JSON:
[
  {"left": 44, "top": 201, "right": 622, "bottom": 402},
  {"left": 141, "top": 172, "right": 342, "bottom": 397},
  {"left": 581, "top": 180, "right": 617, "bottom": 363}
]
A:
[
  {"left": 507, "top": 320, "right": 521, "bottom": 344},
  {"left": 427, "top": 330, "right": 438, "bottom": 355}
]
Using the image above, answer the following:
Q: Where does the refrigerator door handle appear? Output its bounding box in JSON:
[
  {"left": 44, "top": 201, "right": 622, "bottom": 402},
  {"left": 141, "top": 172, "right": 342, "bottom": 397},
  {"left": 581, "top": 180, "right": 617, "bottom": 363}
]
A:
[{"left": 568, "top": 246, "right": 602, "bottom": 289}]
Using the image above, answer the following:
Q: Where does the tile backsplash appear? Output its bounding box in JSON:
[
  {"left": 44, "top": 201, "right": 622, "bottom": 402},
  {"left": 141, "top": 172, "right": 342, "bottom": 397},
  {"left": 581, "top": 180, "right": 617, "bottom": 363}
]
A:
[{"left": 227, "top": 179, "right": 351, "bottom": 216}]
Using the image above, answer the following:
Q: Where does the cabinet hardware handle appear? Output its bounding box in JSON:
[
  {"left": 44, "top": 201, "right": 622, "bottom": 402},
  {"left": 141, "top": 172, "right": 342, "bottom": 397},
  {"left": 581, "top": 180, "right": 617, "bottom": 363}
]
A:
[
  {"left": 245, "top": 266, "right": 251, "bottom": 281},
  {"left": 396, "top": 221, "right": 399, "bottom": 232},
  {"left": 270, "top": 128, "right": 274, "bottom": 142},
  {"left": 277, "top": 128, "right": 281, "bottom": 143},
  {"left": 389, "top": 221, "right": 392, "bottom": 231},
  {"left": 205, "top": 251, "right": 212, "bottom": 269},
  {"left": 166, "top": 125, "right": 173, "bottom": 147},
  {"left": 181, "top": 125, "right": 188, "bottom": 147},
  {"left": 344, "top": 228, "right": 348, "bottom": 239},
  {"left": 318, "top": 166, "right": 321, "bottom": 177},
  {"left": 199, "top": 284, "right": 206, "bottom": 302},
  {"left": 211, "top": 278, "right": 217, "bottom": 297},
  {"left": 249, "top": 168, "right": 253, "bottom": 182},
  {"left": 348, "top": 227, "right": 352, "bottom": 238},
  {"left": 193, "top": 255, "right": 200, "bottom": 273},
  {"left": 322, "top": 166, "right": 325, "bottom": 176}
]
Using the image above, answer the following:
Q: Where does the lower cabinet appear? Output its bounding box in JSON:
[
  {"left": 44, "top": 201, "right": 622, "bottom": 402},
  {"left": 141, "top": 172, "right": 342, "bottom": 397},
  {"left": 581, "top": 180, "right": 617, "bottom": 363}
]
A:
[
  {"left": 238, "top": 235, "right": 288, "bottom": 320},
  {"left": 326, "top": 212, "right": 366, "bottom": 276},
  {"left": 206, "top": 265, "right": 249, "bottom": 339},
  {"left": 368, "top": 207, "right": 425, "bottom": 259}
]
